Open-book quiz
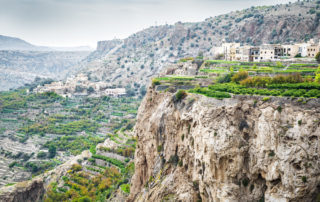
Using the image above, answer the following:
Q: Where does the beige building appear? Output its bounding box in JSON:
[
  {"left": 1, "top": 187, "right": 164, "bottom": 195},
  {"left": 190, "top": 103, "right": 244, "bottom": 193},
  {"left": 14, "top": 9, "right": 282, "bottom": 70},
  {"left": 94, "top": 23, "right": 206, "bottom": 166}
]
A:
[
  {"left": 282, "top": 44, "right": 299, "bottom": 57},
  {"left": 220, "top": 39, "right": 320, "bottom": 62},
  {"left": 307, "top": 45, "right": 320, "bottom": 58},
  {"left": 222, "top": 43, "right": 240, "bottom": 61}
]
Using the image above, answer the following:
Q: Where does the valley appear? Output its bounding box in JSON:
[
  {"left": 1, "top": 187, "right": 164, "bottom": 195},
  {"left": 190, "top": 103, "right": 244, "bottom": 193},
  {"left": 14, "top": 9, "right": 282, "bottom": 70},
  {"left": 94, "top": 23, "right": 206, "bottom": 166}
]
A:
[
  {"left": 0, "top": 89, "right": 140, "bottom": 193},
  {"left": 0, "top": 0, "right": 320, "bottom": 201}
]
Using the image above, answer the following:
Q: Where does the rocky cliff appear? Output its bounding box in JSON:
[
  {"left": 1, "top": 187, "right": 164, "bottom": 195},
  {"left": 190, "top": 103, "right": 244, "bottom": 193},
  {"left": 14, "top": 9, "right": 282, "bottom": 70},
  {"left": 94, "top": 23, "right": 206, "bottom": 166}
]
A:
[
  {"left": 129, "top": 87, "right": 320, "bottom": 201},
  {"left": 0, "top": 151, "right": 91, "bottom": 202}
]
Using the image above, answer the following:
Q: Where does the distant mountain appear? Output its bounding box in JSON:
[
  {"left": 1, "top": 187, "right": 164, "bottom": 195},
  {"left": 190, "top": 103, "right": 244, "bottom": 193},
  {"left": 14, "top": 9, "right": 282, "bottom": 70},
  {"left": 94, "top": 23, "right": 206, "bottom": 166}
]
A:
[
  {"left": 0, "top": 50, "right": 91, "bottom": 91},
  {"left": 50, "top": 46, "right": 94, "bottom": 52},
  {"left": 0, "top": 35, "right": 93, "bottom": 91},
  {"left": 0, "top": 35, "right": 40, "bottom": 51},
  {"left": 0, "top": 35, "right": 93, "bottom": 52},
  {"left": 76, "top": 0, "right": 320, "bottom": 91}
]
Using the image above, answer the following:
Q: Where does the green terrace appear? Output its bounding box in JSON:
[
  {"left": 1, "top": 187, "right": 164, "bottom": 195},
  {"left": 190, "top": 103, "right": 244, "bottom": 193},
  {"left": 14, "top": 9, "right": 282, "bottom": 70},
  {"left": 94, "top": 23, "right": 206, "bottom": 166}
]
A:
[
  {"left": 198, "top": 60, "right": 319, "bottom": 76},
  {"left": 44, "top": 130, "right": 136, "bottom": 202},
  {"left": 187, "top": 71, "right": 320, "bottom": 99}
]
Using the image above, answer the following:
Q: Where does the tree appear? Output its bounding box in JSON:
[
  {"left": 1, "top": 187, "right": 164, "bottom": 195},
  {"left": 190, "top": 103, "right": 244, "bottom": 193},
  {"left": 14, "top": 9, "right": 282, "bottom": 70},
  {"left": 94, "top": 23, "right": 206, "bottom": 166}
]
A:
[
  {"left": 87, "top": 87, "right": 95, "bottom": 94},
  {"left": 315, "top": 52, "right": 320, "bottom": 63},
  {"left": 48, "top": 145, "right": 56, "bottom": 158},
  {"left": 139, "top": 85, "right": 147, "bottom": 97}
]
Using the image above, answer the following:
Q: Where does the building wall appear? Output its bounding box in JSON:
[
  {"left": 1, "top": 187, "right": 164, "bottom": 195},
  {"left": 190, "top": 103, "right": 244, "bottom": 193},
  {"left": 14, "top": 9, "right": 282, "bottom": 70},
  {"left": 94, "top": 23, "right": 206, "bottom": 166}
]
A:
[{"left": 307, "top": 45, "right": 320, "bottom": 58}]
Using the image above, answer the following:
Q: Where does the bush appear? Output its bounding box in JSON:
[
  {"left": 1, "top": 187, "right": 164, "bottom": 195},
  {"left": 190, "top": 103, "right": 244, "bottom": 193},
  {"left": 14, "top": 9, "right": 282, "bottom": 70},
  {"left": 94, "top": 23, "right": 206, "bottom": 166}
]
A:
[
  {"left": 175, "top": 90, "right": 187, "bottom": 101},
  {"left": 217, "top": 73, "right": 232, "bottom": 83},
  {"left": 262, "top": 97, "right": 270, "bottom": 102},
  {"left": 152, "top": 79, "right": 160, "bottom": 87},
  {"left": 9, "top": 161, "right": 17, "bottom": 168},
  {"left": 231, "top": 70, "right": 248, "bottom": 83},
  {"left": 48, "top": 145, "right": 56, "bottom": 158},
  {"left": 120, "top": 184, "right": 130, "bottom": 194},
  {"left": 168, "top": 154, "right": 179, "bottom": 166},
  {"left": 37, "top": 151, "right": 47, "bottom": 159}
]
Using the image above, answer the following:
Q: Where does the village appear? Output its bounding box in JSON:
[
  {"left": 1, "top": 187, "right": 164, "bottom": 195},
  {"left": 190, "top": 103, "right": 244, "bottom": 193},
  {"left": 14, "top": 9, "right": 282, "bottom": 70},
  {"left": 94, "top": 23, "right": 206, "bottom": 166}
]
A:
[
  {"left": 33, "top": 73, "right": 126, "bottom": 97},
  {"left": 213, "top": 39, "right": 320, "bottom": 62}
]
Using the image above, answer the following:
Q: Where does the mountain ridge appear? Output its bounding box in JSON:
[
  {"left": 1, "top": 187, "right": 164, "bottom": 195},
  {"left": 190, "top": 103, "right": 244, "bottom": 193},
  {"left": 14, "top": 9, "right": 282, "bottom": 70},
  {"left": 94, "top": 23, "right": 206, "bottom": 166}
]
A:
[{"left": 76, "top": 0, "right": 320, "bottom": 91}]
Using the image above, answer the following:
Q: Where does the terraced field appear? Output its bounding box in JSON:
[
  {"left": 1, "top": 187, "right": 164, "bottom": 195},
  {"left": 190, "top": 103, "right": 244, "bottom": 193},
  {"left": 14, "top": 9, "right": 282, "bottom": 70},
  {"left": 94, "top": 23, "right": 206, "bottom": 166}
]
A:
[
  {"left": 0, "top": 89, "right": 141, "bottom": 188},
  {"left": 153, "top": 59, "right": 320, "bottom": 99},
  {"left": 44, "top": 130, "right": 136, "bottom": 201}
]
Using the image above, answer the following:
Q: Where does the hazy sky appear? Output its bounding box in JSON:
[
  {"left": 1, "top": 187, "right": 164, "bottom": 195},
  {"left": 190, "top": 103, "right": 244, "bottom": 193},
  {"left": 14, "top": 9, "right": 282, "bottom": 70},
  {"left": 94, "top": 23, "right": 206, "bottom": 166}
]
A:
[{"left": 0, "top": 0, "right": 293, "bottom": 48}]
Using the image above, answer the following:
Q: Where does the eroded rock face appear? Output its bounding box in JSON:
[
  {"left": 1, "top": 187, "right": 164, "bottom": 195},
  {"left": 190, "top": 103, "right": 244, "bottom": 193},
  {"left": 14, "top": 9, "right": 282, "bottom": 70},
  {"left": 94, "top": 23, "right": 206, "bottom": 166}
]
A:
[
  {"left": 129, "top": 88, "right": 320, "bottom": 202},
  {"left": 0, "top": 150, "right": 92, "bottom": 202},
  {"left": 0, "top": 178, "right": 44, "bottom": 202}
]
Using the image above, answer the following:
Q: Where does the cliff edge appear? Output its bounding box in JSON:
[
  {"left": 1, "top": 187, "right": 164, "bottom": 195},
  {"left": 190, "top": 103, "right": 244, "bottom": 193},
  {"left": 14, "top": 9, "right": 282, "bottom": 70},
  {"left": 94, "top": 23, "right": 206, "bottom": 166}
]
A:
[{"left": 129, "top": 87, "right": 320, "bottom": 201}]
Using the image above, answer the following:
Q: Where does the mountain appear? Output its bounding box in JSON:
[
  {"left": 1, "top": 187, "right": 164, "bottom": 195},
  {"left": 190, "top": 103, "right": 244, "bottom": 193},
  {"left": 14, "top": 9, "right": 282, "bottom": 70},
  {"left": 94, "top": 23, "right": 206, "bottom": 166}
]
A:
[
  {"left": 0, "top": 50, "right": 90, "bottom": 91},
  {"left": 0, "top": 35, "right": 92, "bottom": 91},
  {"left": 0, "top": 35, "right": 39, "bottom": 51},
  {"left": 77, "top": 0, "right": 320, "bottom": 90},
  {"left": 0, "top": 35, "right": 93, "bottom": 52}
]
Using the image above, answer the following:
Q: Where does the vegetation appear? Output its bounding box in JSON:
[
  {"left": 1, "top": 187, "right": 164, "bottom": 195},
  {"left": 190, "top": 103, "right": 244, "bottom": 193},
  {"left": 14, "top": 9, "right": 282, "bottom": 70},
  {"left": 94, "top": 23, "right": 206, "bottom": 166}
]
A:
[{"left": 175, "top": 90, "right": 187, "bottom": 101}]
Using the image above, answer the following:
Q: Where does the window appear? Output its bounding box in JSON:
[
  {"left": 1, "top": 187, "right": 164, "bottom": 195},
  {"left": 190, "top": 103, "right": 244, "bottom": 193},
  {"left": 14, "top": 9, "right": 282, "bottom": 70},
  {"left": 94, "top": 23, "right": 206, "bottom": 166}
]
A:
[
  {"left": 255, "top": 57, "right": 258, "bottom": 59},
  {"left": 288, "top": 48, "right": 291, "bottom": 51},
  {"left": 261, "top": 57, "right": 263, "bottom": 59}
]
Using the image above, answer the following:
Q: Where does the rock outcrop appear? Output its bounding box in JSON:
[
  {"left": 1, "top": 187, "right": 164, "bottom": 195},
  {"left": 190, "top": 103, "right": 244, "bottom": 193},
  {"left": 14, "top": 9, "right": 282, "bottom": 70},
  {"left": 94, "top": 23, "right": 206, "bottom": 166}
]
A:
[
  {"left": 0, "top": 150, "right": 91, "bottom": 202},
  {"left": 129, "top": 87, "right": 320, "bottom": 201},
  {"left": 0, "top": 178, "right": 44, "bottom": 202}
]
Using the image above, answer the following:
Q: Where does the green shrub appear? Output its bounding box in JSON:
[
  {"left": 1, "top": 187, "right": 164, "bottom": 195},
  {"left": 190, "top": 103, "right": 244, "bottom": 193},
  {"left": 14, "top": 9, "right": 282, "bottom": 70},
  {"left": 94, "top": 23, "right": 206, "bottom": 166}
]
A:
[
  {"left": 301, "top": 176, "right": 307, "bottom": 183},
  {"left": 268, "top": 150, "right": 275, "bottom": 157},
  {"left": 217, "top": 73, "right": 232, "bottom": 83},
  {"left": 262, "top": 97, "right": 270, "bottom": 102},
  {"left": 37, "top": 151, "right": 47, "bottom": 159},
  {"left": 157, "top": 145, "right": 163, "bottom": 152},
  {"left": 120, "top": 184, "right": 130, "bottom": 194},
  {"left": 242, "top": 178, "right": 249, "bottom": 187},
  {"left": 168, "top": 154, "right": 179, "bottom": 166},
  {"left": 152, "top": 79, "right": 160, "bottom": 87},
  {"left": 175, "top": 90, "right": 187, "bottom": 101},
  {"left": 9, "top": 161, "right": 17, "bottom": 168}
]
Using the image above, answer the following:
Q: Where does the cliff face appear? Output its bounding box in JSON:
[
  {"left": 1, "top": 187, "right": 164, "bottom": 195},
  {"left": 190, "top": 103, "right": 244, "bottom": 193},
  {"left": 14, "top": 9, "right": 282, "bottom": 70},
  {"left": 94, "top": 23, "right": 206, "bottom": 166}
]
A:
[
  {"left": 0, "top": 178, "right": 44, "bottom": 202},
  {"left": 130, "top": 88, "right": 320, "bottom": 201},
  {"left": 0, "top": 151, "right": 91, "bottom": 202}
]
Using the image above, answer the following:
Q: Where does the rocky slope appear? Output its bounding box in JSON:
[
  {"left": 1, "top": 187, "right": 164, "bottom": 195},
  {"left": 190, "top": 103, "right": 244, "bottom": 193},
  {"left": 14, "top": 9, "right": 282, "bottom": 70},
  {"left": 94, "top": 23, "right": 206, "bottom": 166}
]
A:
[
  {"left": 0, "top": 50, "right": 90, "bottom": 91},
  {"left": 129, "top": 87, "right": 320, "bottom": 201},
  {"left": 78, "top": 0, "right": 320, "bottom": 88}
]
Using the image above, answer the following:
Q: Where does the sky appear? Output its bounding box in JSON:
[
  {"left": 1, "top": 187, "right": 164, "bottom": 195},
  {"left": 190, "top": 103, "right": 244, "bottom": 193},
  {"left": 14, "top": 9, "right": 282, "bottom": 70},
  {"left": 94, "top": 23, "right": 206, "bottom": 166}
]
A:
[{"left": 0, "top": 0, "right": 293, "bottom": 48}]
